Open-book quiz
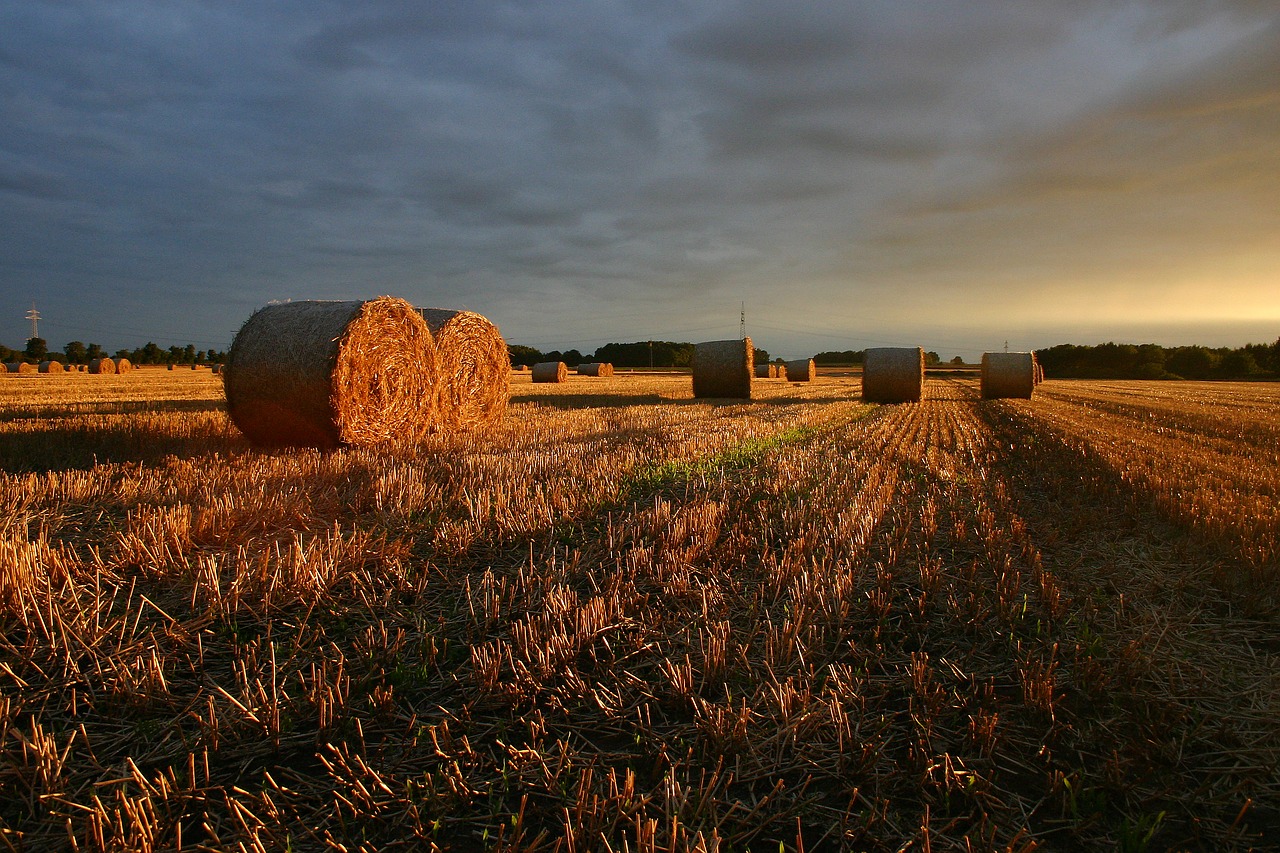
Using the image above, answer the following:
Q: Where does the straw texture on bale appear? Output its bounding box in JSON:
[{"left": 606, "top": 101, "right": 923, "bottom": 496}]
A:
[
  {"left": 692, "top": 338, "right": 753, "bottom": 399},
  {"left": 116, "top": 358, "right": 132, "bottom": 373},
  {"left": 577, "top": 363, "right": 614, "bottom": 377},
  {"left": 981, "top": 352, "right": 1036, "bottom": 400},
  {"left": 88, "top": 358, "right": 115, "bottom": 375},
  {"left": 6, "top": 363, "right": 37, "bottom": 375},
  {"left": 531, "top": 361, "right": 568, "bottom": 383},
  {"left": 417, "top": 308, "right": 509, "bottom": 431},
  {"left": 1034, "top": 361, "right": 1044, "bottom": 385},
  {"left": 38, "top": 361, "right": 64, "bottom": 374},
  {"left": 784, "top": 358, "right": 815, "bottom": 382},
  {"left": 862, "top": 347, "right": 924, "bottom": 403},
  {"left": 224, "top": 297, "right": 437, "bottom": 449}
]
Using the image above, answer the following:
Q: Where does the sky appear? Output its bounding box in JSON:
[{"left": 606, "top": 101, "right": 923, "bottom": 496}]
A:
[{"left": 1, "top": 1, "right": 1277, "bottom": 361}]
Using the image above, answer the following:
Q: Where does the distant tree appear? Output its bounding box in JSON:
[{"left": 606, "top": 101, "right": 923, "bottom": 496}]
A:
[
  {"left": 592, "top": 341, "right": 694, "bottom": 368},
  {"left": 139, "top": 342, "right": 164, "bottom": 365},
  {"left": 86, "top": 343, "right": 105, "bottom": 360},
  {"left": 753, "top": 348, "right": 770, "bottom": 364},
  {"left": 924, "top": 351, "right": 941, "bottom": 366},
  {"left": 168, "top": 345, "right": 184, "bottom": 364},
  {"left": 508, "top": 344, "right": 543, "bottom": 367},
  {"left": 812, "top": 350, "right": 864, "bottom": 365},
  {"left": 950, "top": 356, "right": 964, "bottom": 365},
  {"left": 562, "top": 349, "right": 583, "bottom": 366},
  {"left": 196, "top": 350, "right": 207, "bottom": 363},
  {"left": 64, "top": 341, "right": 87, "bottom": 364},
  {"left": 0, "top": 344, "right": 14, "bottom": 363},
  {"left": 1166, "top": 346, "right": 1215, "bottom": 380},
  {"left": 113, "top": 349, "right": 132, "bottom": 360},
  {"left": 1219, "top": 350, "right": 1259, "bottom": 378},
  {"left": 24, "top": 337, "right": 47, "bottom": 362},
  {"left": 183, "top": 344, "right": 196, "bottom": 364}
]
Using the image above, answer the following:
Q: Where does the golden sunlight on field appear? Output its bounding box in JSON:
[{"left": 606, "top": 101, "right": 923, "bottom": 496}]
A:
[{"left": 1, "top": 369, "right": 1277, "bottom": 850}]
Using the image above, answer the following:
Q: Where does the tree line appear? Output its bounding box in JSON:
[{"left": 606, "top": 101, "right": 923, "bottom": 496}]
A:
[
  {"left": 509, "top": 341, "right": 773, "bottom": 368},
  {"left": 0, "top": 338, "right": 227, "bottom": 366},
  {"left": 1036, "top": 340, "right": 1280, "bottom": 380}
]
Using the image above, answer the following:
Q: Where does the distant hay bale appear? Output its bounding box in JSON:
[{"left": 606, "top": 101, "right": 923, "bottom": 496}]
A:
[
  {"left": 6, "top": 362, "right": 37, "bottom": 375},
  {"left": 417, "top": 308, "right": 508, "bottom": 431},
  {"left": 754, "top": 364, "right": 777, "bottom": 379},
  {"left": 577, "top": 362, "right": 614, "bottom": 377},
  {"left": 224, "top": 297, "right": 437, "bottom": 449},
  {"left": 512, "top": 364, "right": 529, "bottom": 372},
  {"left": 531, "top": 361, "right": 568, "bottom": 383},
  {"left": 692, "top": 338, "right": 753, "bottom": 399},
  {"left": 88, "top": 358, "right": 116, "bottom": 375},
  {"left": 167, "top": 364, "right": 175, "bottom": 371},
  {"left": 862, "top": 347, "right": 924, "bottom": 403},
  {"left": 1034, "top": 360, "right": 1044, "bottom": 385},
  {"left": 116, "top": 358, "right": 132, "bottom": 373},
  {"left": 784, "top": 358, "right": 815, "bottom": 382},
  {"left": 38, "top": 361, "right": 64, "bottom": 374},
  {"left": 982, "top": 352, "right": 1036, "bottom": 399},
  {"left": 211, "top": 364, "right": 222, "bottom": 374}
]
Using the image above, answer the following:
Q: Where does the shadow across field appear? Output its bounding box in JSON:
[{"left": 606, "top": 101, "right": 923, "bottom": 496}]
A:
[
  {"left": 0, "top": 399, "right": 226, "bottom": 423},
  {"left": 0, "top": 419, "right": 246, "bottom": 473}
]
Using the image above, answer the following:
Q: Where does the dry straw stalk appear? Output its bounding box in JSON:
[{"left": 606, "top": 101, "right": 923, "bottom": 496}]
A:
[
  {"left": 531, "top": 361, "right": 568, "bottom": 383},
  {"left": 862, "top": 347, "right": 924, "bottom": 403},
  {"left": 418, "top": 308, "right": 509, "bottom": 431},
  {"left": 981, "top": 352, "right": 1036, "bottom": 400},
  {"left": 784, "top": 358, "right": 815, "bottom": 382},
  {"left": 224, "top": 297, "right": 438, "bottom": 449},
  {"left": 693, "top": 338, "right": 753, "bottom": 399}
]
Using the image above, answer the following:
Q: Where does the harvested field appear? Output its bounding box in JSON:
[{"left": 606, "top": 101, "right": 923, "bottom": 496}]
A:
[{"left": 1, "top": 373, "right": 1277, "bottom": 851}]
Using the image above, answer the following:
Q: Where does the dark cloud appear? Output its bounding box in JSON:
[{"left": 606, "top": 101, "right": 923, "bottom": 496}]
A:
[{"left": 0, "top": 2, "right": 1277, "bottom": 359}]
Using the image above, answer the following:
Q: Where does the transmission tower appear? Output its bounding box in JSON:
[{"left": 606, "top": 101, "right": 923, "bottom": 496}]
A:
[
  {"left": 25, "top": 303, "right": 40, "bottom": 340},
  {"left": 740, "top": 301, "right": 746, "bottom": 340}
]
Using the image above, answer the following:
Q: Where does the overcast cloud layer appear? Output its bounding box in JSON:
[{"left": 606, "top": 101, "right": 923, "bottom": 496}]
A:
[{"left": 2, "top": 1, "right": 1277, "bottom": 359}]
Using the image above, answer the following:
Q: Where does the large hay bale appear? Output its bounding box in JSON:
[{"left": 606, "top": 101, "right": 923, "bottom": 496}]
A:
[
  {"left": 6, "top": 362, "right": 37, "bottom": 374},
  {"left": 417, "top": 308, "right": 508, "bottom": 431},
  {"left": 224, "top": 297, "right": 437, "bottom": 449},
  {"left": 981, "top": 352, "right": 1035, "bottom": 399},
  {"left": 116, "top": 358, "right": 132, "bottom": 373},
  {"left": 692, "top": 338, "right": 753, "bottom": 399},
  {"left": 531, "top": 361, "right": 568, "bottom": 383},
  {"left": 88, "top": 358, "right": 116, "bottom": 375},
  {"left": 862, "top": 347, "right": 924, "bottom": 403},
  {"left": 784, "top": 358, "right": 815, "bottom": 382},
  {"left": 38, "top": 361, "right": 64, "bottom": 374}
]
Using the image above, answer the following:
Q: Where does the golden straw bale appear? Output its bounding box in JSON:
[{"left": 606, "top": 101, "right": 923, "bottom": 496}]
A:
[
  {"left": 754, "top": 364, "right": 776, "bottom": 379},
  {"left": 512, "top": 364, "right": 530, "bottom": 372},
  {"left": 417, "top": 308, "right": 509, "bottom": 431},
  {"left": 784, "top": 358, "right": 815, "bottom": 382},
  {"left": 577, "top": 362, "right": 614, "bottom": 377},
  {"left": 224, "top": 297, "right": 438, "bottom": 449},
  {"left": 38, "top": 361, "right": 64, "bottom": 374},
  {"left": 531, "top": 361, "right": 568, "bottom": 383},
  {"left": 862, "top": 347, "right": 924, "bottom": 403},
  {"left": 981, "top": 352, "right": 1035, "bottom": 399},
  {"left": 88, "top": 358, "right": 116, "bottom": 375},
  {"left": 6, "top": 363, "right": 37, "bottom": 374},
  {"left": 116, "top": 358, "right": 132, "bottom": 373},
  {"left": 692, "top": 338, "right": 753, "bottom": 399}
]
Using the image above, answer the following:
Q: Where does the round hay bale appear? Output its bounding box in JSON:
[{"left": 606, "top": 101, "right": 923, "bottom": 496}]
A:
[
  {"left": 531, "top": 361, "right": 568, "bottom": 383},
  {"left": 784, "top": 358, "right": 815, "bottom": 382},
  {"left": 38, "top": 360, "right": 64, "bottom": 374},
  {"left": 862, "top": 347, "right": 924, "bottom": 403},
  {"left": 7, "top": 362, "right": 37, "bottom": 374},
  {"left": 692, "top": 338, "right": 753, "bottom": 399},
  {"left": 417, "top": 308, "right": 508, "bottom": 431},
  {"left": 224, "top": 297, "right": 438, "bottom": 449},
  {"left": 512, "top": 364, "right": 530, "bottom": 372},
  {"left": 116, "top": 358, "right": 132, "bottom": 373},
  {"left": 981, "top": 352, "right": 1035, "bottom": 399},
  {"left": 577, "top": 362, "right": 614, "bottom": 377},
  {"left": 88, "top": 358, "right": 116, "bottom": 375},
  {"left": 754, "top": 364, "right": 773, "bottom": 379}
]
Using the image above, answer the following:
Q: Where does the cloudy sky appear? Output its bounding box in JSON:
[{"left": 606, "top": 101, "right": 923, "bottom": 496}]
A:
[{"left": 2, "top": 1, "right": 1277, "bottom": 360}]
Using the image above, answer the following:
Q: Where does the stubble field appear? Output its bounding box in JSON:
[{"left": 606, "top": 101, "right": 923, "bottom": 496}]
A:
[{"left": 1, "top": 369, "right": 1277, "bottom": 851}]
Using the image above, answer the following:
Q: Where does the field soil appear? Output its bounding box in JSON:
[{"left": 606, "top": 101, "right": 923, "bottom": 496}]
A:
[{"left": 1, "top": 370, "right": 1277, "bottom": 851}]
